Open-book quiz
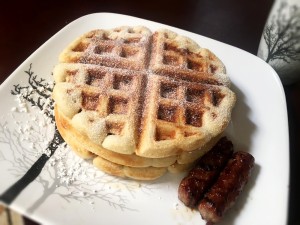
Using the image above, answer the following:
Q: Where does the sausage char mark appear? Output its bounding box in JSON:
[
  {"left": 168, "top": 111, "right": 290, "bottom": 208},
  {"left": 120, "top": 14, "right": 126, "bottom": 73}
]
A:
[
  {"left": 178, "top": 137, "right": 234, "bottom": 207},
  {"left": 198, "top": 151, "right": 255, "bottom": 224}
]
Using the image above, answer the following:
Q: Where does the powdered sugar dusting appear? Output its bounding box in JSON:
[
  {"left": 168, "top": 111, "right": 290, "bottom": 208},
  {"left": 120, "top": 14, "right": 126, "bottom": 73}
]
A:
[
  {"left": 47, "top": 143, "right": 96, "bottom": 185},
  {"left": 10, "top": 83, "right": 100, "bottom": 186}
]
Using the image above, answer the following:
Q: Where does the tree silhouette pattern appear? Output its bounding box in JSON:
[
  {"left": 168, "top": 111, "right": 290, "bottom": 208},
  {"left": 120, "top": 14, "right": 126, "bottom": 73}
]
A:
[
  {"left": 0, "top": 64, "right": 158, "bottom": 213},
  {"left": 263, "top": 1, "right": 300, "bottom": 63}
]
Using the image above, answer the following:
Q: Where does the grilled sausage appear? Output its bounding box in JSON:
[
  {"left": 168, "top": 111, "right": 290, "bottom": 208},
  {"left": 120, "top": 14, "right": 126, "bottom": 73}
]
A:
[
  {"left": 178, "top": 137, "right": 234, "bottom": 207},
  {"left": 198, "top": 151, "right": 255, "bottom": 224}
]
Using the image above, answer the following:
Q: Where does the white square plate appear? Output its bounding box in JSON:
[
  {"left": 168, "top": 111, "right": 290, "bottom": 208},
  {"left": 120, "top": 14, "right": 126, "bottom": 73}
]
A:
[{"left": 0, "top": 13, "right": 289, "bottom": 225}]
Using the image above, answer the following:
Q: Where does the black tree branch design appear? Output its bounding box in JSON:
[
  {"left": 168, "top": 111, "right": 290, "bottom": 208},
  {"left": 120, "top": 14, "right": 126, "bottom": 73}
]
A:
[
  {"left": 263, "top": 1, "right": 300, "bottom": 63},
  {"left": 11, "top": 63, "right": 55, "bottom": 123},
  {"left": 10, "top": 64, "right": 63, "bottom": 158},
  {"left": 0, "top": 64, "right": 64, "bottom": 204}
]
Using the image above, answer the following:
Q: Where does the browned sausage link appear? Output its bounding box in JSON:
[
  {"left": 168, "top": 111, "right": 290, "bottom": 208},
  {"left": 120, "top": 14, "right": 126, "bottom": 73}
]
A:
[
  {"left": 198, "top": 151, "right": 255, "bottom": 224},
  {"left": 178, "top": 137, "right": 234, "bottom": 208}
]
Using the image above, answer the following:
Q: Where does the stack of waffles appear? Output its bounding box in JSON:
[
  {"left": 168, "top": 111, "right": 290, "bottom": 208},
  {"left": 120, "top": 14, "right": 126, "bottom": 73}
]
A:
[{"left": 52, "top": 26, "right": 236, "bottom": 180}]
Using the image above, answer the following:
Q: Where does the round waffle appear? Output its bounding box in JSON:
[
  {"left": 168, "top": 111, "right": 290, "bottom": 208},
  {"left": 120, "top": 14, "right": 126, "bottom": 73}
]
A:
[{"left": 52, "top": 26, "right": 236, "bottom": 180}]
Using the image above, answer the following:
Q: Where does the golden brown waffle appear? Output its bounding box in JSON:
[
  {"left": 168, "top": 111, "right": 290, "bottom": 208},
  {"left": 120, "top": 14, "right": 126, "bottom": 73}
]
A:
[
  {"left": 55, "top": 106, "right": 195, "bottom": 180},
  {"left": 52, "top": 26, "right": 236, "bottom": 180},
  {"left": 59, "top": 26, "right": 152, "bottom": 70},
  {"left": 55, "top": 105, "right": 220, "bottom": 167},
  {"left": 138, "top": 74, "right": 235, "bottom": 158},
  {"left": 53, "top": 63, "right": 144, "bottom": 155},
  {"left": 150, "top": 29, "right": 229, "bottom": 85}
]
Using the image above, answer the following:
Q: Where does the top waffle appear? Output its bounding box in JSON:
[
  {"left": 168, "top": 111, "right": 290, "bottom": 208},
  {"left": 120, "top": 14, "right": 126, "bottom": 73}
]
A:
[{"left": 52, "top": 26, "right": 236, "bottom": 159}]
